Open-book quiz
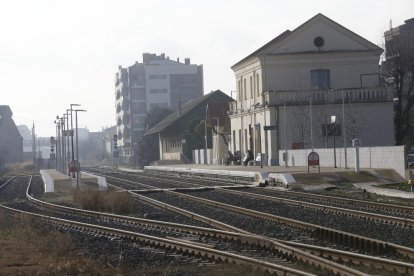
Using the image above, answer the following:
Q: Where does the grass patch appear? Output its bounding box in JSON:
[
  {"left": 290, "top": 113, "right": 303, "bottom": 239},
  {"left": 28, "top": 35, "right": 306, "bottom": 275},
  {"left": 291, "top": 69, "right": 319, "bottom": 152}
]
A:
[
  {"left": 0, "top": 162, "right": 37, "bottom": 177},
  {"left": 377, "top": 182, "right": 412, "bottom": 192},
  {"left": 72, "top": 189, "right": 132, "bottom": 215},
  {"left": 0, "top": 210, "right": 272, "bottom": 275},
  {"left": 293, "top": 170, "right": 379, "bottom": 185}
]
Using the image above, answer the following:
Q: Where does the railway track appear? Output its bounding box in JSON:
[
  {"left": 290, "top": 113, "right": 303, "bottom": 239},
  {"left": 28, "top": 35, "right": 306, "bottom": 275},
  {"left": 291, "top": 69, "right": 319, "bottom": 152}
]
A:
[
  {"left": 101, "top": 168, "right": 414, "bottom": 232},
  {"left": 81, "top": 170, "right": 412, "bottom": 273},
  {"left": 30, "top": 174, "right": 414, "bottom": 275},
  {"left": 0, "top": 175, "right": 352, "bottom": 276},
  {"left": 7, "top": 168, "right": 413, "bottom": 274}
]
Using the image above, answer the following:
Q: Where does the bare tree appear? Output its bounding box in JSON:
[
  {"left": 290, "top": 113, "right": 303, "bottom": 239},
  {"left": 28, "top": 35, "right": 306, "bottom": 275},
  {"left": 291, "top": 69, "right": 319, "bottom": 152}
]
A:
[
  {"left": 383, "top": 25, "right": 414, "bottom": 145},
  {"left": 289, "top": 105, "right": 311, "bottom": 148}
]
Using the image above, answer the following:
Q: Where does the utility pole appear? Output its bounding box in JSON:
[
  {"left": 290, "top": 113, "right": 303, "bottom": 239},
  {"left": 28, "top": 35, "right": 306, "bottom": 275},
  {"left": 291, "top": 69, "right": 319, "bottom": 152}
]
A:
[
  {"left": 32, "top": 122, "right": 36, "bottom": 169},
  {"left": 74, "top": 109, "right": 86, "bottom": 188},
  {"left": 342, "top": 90, "right": 348, "bottom": 169}
]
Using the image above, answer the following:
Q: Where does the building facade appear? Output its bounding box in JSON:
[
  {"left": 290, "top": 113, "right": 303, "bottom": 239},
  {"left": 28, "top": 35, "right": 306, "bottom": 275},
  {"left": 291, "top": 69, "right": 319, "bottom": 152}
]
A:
[
  {"left": 145, "top": 90, "right": 233, "bottom": 164},
  {"left": 229, "top": 14, "right": 394, "bottom": 166},
  {"left": 115, "top": 53, "right": 203, "bottom": 163},
  {"left": 0, "top": 105, "right": 23, "bottom": 168}
]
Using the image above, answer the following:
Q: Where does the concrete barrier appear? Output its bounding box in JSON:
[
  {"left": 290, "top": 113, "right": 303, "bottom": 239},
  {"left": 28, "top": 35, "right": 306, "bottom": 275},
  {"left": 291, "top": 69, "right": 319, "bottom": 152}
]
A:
[
  {"left": 278, "top": 146, "right": 405, "bottom": 177},
  {"left": 40, "top": 170, "right": 107, "bottom": 193},
  {"left": 40, "top": 170, "right": 72, "bottom": 193},
  {"left": 76, "top": 172, "right": 108, "bottom": 191},
  {"left": 144, "top": 166, "right": 260, "bottom": 183}
]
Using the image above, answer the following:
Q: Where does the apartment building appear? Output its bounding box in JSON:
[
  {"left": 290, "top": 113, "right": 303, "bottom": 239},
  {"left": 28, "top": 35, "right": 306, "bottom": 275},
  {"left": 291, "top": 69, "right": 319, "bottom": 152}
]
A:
[{"left": 115, "top": 53, "right": 203, "bottom": 163}]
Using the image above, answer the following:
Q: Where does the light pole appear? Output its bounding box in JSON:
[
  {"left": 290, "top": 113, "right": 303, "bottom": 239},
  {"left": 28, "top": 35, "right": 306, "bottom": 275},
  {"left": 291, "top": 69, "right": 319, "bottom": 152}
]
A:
[
  {"left": 64, "top": 112, "right": 70, "bottom": 175},
  {"left": 284, "top": 103, "right": 288, "bottom": 167},
  {"left": 212, "top": 117, "right": 220, "bottom": 164},
  {"left": 60, "top": 115, "right": 66, "bottom": 174},
  {"left": 74, "top": 109, "right": 86, "bottom": 188},
  {"left": 331, "top": 115, "right": 337, "bottom": 168},
  {"left": 69, "top": 104, "right": 80, "bottom": 177},
  {"left": 54, "top": 120, "right": 60, "bottom": 171},
  {"left": 205, "top": 104, "right": 208, "bottom": 164},
  {"left": 342, "top": 90, "right": 348, "bottom": 169},
  {"left": 310, "top": 97, "right": 314, "bottom": 151}
]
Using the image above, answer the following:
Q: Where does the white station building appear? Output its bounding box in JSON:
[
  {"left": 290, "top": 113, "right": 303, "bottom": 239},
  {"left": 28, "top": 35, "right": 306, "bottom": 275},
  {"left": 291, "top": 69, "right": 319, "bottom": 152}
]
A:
[{"left": 228, "top": 13, "right": 394, "bottom": 166}]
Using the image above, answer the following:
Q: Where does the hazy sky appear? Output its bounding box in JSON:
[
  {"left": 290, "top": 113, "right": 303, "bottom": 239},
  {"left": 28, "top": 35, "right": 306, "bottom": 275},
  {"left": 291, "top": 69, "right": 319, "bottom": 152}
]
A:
[{"left": 0, "top": 0, "right": 412, "bottom": 137}]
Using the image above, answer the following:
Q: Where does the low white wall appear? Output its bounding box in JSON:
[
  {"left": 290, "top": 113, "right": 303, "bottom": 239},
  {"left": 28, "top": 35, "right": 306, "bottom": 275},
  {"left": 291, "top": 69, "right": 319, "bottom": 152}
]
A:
[
  {"left": 193, "top": 149, "right": 213, "bottom": 164},
  {"left": 162, "top": 152, "right": 181, "bottom": 160},
  {"left": 79, "top": 172, "right": 108, "bottom": 191},
  {"left": 278, "top": 146, "right": 406, "bottom": 177},
  {"left": 40, "top": 170, "right": 54, "bottom": 193},
  {"left": 144, "top": 166, "right": 260, "bottom": 181}
]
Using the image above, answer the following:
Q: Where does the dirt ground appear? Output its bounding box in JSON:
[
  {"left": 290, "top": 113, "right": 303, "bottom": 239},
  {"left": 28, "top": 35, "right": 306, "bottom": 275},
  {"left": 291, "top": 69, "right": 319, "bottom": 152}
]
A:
[{"left": 0, "top": 237, "right": 49, "bottom": 275}]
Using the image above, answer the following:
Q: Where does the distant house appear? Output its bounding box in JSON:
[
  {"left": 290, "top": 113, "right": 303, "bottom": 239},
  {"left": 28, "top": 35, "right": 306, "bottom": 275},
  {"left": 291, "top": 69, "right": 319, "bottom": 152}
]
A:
[
  {"left": 145, "top": 90, "right": 234, "bottom": 164},
  {"left": 0, "top": 105, "right": 23, "bottom": 168}
]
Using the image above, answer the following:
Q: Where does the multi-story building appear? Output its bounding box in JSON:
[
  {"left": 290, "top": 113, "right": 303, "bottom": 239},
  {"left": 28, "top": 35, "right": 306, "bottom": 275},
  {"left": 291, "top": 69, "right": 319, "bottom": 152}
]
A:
[
  {"left": 228, "top": 13, "right": 394, "bottom": 166},
  {"left": 0, "top": 105, "right": 23, "bottom": 169},
  {"left": 115, "top": 53, "right": 203, "bottom": 163}
]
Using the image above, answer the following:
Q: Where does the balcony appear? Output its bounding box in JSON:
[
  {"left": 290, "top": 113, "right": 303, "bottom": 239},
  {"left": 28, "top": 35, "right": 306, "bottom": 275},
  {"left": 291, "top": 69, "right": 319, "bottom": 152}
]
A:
[
  {"left": 122, "top": 99, "right": 130, "bottom": 111},
  {"left": 264, "top": 87, "right": 391, "bottom": 106},
  {"left": 122, "top": 114, "right": 130, "bottom": 124},
  {"left": 228, "top": 98, "right": 265, "bottom": 115}
]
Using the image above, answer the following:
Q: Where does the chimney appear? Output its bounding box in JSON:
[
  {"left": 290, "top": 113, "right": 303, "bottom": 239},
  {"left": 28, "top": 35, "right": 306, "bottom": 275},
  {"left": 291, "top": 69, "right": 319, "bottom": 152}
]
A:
[
  {"left": 177, "top": 57, "right": 180, "bottom": 63},
  {"left": 143, "top": 53, "right": 150, "bottom": 64},
  {"left": 185, "top": 58, "right": 190, "bottom": 65},
  {"left": 160, "top": 53, "right": 165, "bottom": 59}
]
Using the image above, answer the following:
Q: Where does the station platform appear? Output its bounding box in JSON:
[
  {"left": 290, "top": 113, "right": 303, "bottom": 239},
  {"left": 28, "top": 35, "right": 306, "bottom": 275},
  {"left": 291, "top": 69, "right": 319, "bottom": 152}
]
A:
[
  {"left": 143, "top": 164, "right": 353, "bottom": 186},
  {"left": 140, "top": 164, "right": 413, "bottom": 199},
  {"left": 40, "top": 169, "right": 108, "bottom": 193}
]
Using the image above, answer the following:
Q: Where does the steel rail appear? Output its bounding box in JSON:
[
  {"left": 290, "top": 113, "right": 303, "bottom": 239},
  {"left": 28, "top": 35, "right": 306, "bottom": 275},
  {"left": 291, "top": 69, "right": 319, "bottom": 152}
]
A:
[
  {"left": 165, "top": 190, "right": 414, "bottom": 260},
  {"left": 100, "top": 172, "right": 414, "bottom": 261},
  {"left": 106, "top": 167, "right": 414, "bottom": 217},
  {"left": 0, "top": 176, "right": 16, "bottom": 191},
  {"left": 26, "top": 173, "right": 414, "bottom": 275},
  {"left": 106, "top": 175, "right": 414, "bottom": 274},
  {"left": 85, "top": 169, "right": 414, "bottom": 273},
  {"left": 0, "top": 204, "right": 314, "bottom": 276},
  {"left": 217, "top": 188, "right": 414, "bottom": 228},
  {"left": 25, "top": 176, "right": 367, "bottom": 276},
  {"left": 107, "top": 171, "right": 414, "bottom": 229},
  {"left": 261, "top": 189, "right": 414, "bottom": 216}
]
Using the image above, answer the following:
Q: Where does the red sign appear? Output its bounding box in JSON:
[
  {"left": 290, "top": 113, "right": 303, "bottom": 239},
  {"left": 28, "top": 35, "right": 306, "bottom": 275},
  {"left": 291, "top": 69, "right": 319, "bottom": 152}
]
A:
[{"left": 308, "top": 152, "right": 320, "bottom": 166}]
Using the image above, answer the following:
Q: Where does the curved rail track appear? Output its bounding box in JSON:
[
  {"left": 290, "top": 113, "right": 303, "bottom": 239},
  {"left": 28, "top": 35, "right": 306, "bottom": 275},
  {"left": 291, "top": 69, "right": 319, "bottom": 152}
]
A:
[
  {"left": 0, "top": 175, "right": 356, "bottom": 276},
  {"left": 89, "top": 169, "right": 414, "bottom": 252},
  {"left": 86, "top": 168, "right": 414, "bottom": 274},
  {"left": 4, "top": 171, "right": 414, "bottom": 275}
]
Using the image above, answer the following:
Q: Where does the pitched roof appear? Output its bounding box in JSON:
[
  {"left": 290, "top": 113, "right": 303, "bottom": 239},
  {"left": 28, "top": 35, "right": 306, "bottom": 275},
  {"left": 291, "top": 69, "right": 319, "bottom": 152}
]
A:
[
  {"left": 145, "top": 90, "right": 233, "bottom": 136},
  {"left": 206, "top": 102, "right": 230, "bottom": 126},
  {"left": 232, "top": 13, "right": 382, "bottom": 69},
  {"left": 231, "top": 30, "right": 291, "bottom": 69}
]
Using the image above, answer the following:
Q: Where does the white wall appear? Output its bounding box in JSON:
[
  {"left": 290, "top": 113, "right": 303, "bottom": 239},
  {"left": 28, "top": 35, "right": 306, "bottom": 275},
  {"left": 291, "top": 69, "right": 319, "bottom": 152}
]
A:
[
  {"left": 278, "top": 146, "right": 406, "bottom": 177},
  {"left": 193, "top": 149, "right": 213, "bottom": 164}
]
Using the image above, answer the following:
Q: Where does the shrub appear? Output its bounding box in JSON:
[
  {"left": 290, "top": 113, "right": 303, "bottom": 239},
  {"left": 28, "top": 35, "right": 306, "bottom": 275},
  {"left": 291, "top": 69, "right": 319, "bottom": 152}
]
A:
[{"left": 72, "top": 189, "right": 131, "bottom": 215}]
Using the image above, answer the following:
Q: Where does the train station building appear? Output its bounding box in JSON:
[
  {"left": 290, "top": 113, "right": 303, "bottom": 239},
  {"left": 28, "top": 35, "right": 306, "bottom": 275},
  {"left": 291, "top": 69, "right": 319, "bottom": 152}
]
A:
[{"left": 228, "top": 13, "right": 394, "bottom": 166}]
